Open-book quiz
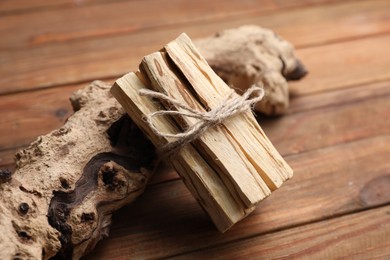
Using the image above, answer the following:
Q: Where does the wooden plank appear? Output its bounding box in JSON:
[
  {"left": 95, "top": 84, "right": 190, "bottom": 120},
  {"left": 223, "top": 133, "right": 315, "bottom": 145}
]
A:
[
  {"left": 288, "top": 80, "right": 390, "bottom": 114},
  {"left": 149, "top": 80, "right": 390, "bottom": 184},
  {"left": 290, "top": 35, "right": 390, "bottom": 95},
  {"left": 151, "top": 92, "right": 390, "bottom": 184},
  {"left": 267, "top": 0, "right": 390, "bottom": 47},
  {"left": 0, "top": 147, "right": 17, "bottom": 169},
  {"left": 1, "top": 0, "right": 389, "bottom": 93},
  {"left": 2, "top": 0, "right": 386, "bottom": 50},
  {"left": 172, "top": 206, "right": 390, "bottom": 259},
  {"left": 263, "top": 91, "right": 390, "bottom": 155},
  {"left": 0, "top": 0, "right": 113, "bottom": 14},
  {"left": 0, "top": 0, "right": 294, "bottom": 49},
  {"left": 86, "top": 135, "right": 390, "bottom": 259},
  {"left": 0, "top": 0, "right": 342, "bottom": 48},
  {"left": 0, "top": 80, "right": 389, "bottom": 162},
  {"left": 0, "top": 84, "right": 81, "bottom": 150},
  {"left": 0, "top": 80, "right": 386, "bottom": 156}
]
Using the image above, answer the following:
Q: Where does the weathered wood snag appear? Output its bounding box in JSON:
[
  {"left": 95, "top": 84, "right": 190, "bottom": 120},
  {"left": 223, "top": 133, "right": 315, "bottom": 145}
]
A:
[
  {"left": 0, "top": 81, "right": 155, "bottom": 259},
  {"left": 195, "top": 25, "right": 307, "bottom": 115}
]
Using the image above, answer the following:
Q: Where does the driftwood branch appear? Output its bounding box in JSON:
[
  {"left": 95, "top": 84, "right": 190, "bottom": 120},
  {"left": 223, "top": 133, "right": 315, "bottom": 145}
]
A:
[
  {"left": 195, "top": 25, "right": 307, "bottom": 115},
  {"left": 0, "top": 26, "right": 306, "bottom": 259},
  {"left": 0, "top": 82, "right": 155, "bottom": 259}
]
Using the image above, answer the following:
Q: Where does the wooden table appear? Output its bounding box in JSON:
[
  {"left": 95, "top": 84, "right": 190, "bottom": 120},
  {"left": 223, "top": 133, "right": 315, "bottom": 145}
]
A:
[{"left": 1, "top": 0, "right": 389, "bottom": 259}]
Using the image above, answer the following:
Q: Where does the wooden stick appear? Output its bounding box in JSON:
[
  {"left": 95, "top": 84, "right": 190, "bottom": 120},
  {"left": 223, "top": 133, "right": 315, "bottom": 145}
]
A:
[
  {"left": 112, "top": 73, "right": 252, "bottom": 232},
  {"left": 111, "top": 33, "right": 293, "bottom": 232},
  {"left": 141, "top": 52, "right": 268, "bottom": 208},
  {"left": 165, "top": 34, "right": 293, "bottom": 190}
]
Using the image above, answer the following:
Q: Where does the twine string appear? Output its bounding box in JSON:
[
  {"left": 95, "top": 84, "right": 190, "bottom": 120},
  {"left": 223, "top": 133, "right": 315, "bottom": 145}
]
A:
[{"left": 138, "top": 85, "right": 264, "bottom": 157}]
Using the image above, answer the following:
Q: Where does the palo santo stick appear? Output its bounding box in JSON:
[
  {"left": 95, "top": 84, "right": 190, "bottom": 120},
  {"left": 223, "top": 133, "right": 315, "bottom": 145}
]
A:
[
  {"left": 141, "top": 52, "right": 269, "bottom": 208},
  {"left": 112, "top": 72, "right": 252, "bottom": 232},
  {"left": 112, "top": 33, "right": 293, "bottom": 232},
  {"left": 164, "top": 33, "right": 293, "bottom": 190}
]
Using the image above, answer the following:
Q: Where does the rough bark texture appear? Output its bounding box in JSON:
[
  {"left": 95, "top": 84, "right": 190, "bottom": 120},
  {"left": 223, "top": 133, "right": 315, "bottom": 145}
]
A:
[
  {"left": 195, "top": 25, "right": 307, "bottom": 115},
  {"left": 0, "top": 26, "right": 305, "bottom": 259},
  {"left": 0, "top": 81, "right": 155, "bottom": 259}
]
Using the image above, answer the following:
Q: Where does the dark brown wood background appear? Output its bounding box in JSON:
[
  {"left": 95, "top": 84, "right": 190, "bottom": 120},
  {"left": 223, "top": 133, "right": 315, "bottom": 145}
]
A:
[{"left": 0, "top": 0, "right": 389, "bottom": 259}]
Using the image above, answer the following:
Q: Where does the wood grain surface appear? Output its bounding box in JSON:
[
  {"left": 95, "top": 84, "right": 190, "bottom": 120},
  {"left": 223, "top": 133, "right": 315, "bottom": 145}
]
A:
[
  {"left": 0, "top": 0, "right": 332, "bottom": 49},
  {"left": 172, "top": 206, "right": 390, "bottom": 259},
  {"left": 87, "top": 135, "right": 390, "bottom": 259},
  {"left": 0, "top": 0, "right": 122, "bottom": 14},
  {"left": 0, "top": 0, "right": 389, "bottom": 259},
  {"left": 1, "top": 0, "right": 389, "bottom": 94}
]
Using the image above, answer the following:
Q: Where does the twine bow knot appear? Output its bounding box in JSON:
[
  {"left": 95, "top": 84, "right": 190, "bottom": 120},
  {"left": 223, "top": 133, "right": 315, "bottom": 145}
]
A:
[{"left": 138, "top": 85, "right": 264, "bottom": 156}]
